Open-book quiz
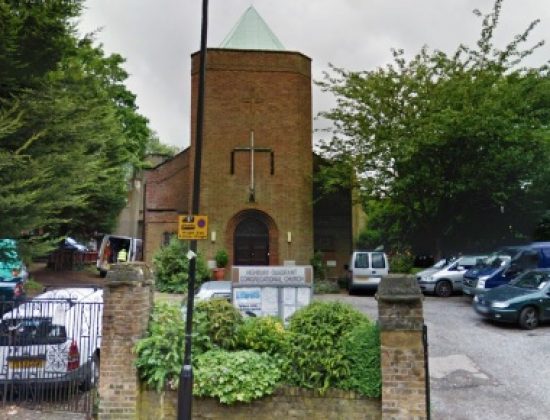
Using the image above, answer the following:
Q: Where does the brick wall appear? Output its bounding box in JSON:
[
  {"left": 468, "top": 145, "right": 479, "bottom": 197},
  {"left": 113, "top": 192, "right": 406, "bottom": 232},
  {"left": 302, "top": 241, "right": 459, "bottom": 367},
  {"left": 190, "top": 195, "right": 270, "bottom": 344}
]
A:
[
  {"left": 98, "top": 263, "right": 154, "bottom": 419},
  {"left": 189, "top": 49, "right": 314, "bottom": 266},
  {"left": 377, "top": 275, "right": 427, "bottom": 419},
  {"left": 144, "top": 150, "right": 191, "bottom": 262},
  {"left": 139, "top": 387, "right": 381, "bottom": 419}
]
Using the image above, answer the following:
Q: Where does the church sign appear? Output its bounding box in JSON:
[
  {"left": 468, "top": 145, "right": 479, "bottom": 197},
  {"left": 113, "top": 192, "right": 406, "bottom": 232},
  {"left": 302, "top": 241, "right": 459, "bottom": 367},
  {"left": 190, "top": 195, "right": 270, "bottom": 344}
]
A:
[{"left": 232, "top": 266, "right": 312, "bottom": 321}]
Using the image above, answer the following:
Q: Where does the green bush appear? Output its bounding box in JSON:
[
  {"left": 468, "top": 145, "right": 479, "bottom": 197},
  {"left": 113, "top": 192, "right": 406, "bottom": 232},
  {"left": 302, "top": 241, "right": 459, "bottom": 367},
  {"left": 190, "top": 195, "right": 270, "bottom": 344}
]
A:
[
  {"left": 152, "top": 236, "right": 210, "bottom": 293},
  {"left": 192, "top": 299, "right": 243, "bottom": 353},
  {"left": 313, "top": 280, "right": 341, "bottom": 294},
  {"left": 134, "top": 303, "right": 184, "bottom": 391},
  {"left": 389, "top": 251, "right": 414, "bottom": 273},
  {"left": 310, "top": 250, "right": 326, "bottom": 280},
  {"left": 236, "top": 316, "right": 289, "bottom": 357},
  {"left": 194, "top": 349, "right": 282, "bottom": 404},
  {"left": 285, "top": 301, "right": 371, "bottom": 392},
  {"left": 340, "top": 323, "right": 381, "bottom": 397}
]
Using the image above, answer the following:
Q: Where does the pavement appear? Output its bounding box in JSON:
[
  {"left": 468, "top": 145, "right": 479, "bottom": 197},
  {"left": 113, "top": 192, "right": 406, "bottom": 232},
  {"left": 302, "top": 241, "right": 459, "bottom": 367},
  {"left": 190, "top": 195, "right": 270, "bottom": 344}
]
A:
[{"left": 29, "top": 263, "right": 105, "bottom": 290}]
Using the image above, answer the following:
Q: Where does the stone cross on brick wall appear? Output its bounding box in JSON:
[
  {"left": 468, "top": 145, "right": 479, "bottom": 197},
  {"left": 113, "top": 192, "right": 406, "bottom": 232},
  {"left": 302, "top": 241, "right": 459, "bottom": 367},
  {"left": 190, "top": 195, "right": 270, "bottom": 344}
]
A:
[{"left": 231, "top": 87, "right": 274, "bottom": 202}]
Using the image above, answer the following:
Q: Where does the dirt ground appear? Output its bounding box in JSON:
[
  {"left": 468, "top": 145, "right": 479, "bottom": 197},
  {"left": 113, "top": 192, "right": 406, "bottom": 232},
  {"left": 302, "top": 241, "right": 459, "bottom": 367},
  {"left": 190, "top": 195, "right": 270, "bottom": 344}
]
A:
[{"left": 29, "top": 263, "right": 105, "bottom": 290}]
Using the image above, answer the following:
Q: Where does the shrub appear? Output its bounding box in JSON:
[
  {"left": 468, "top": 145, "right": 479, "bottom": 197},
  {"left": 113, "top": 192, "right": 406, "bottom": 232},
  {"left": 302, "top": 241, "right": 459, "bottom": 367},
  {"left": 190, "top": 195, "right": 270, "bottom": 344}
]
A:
[
  {"left": 134, "top": 303, "right": 184, "bottom": 391},
  {"left": 285, "top": 301, "right": 370, "bottom": 392},
  {"left": 236, "top": 316, "right": 289, "bottom": 357},
  {"left": 152, "top": 236, "right": 210, "bottom": 293},
  {"left": 313, "top": 280, "right": 341, "bottom": 294},
  {"left": 194, "top": 350, "right": 282, "bottom": 404},
  {"left": 310, "top": 250, "right": 326, "bottom": 280},
  {"left": 214, "top": 248, "right": 229, "bottom": 268},
  {"left": 340, "top": 323, "right": 381, "bottom": 397},
  {"left": 192, "top": 299, "right": 243, "bottom": 353},
  {"left": 389, "top": 251, "right": 414, "bottom": 273}
]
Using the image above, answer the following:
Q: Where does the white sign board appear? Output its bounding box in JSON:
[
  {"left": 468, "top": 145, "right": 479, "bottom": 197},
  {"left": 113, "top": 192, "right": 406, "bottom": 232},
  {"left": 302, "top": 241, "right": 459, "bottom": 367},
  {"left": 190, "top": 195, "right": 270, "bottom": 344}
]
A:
[{"left": 232, "top": 266, "right": 313, "bottom": 322}]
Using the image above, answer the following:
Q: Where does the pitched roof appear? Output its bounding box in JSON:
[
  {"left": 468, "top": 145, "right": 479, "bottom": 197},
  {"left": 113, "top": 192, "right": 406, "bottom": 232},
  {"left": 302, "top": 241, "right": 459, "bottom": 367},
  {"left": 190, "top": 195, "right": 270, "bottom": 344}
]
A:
[{"left": 219, "top": 6, "right": 285, "bottom": 51}]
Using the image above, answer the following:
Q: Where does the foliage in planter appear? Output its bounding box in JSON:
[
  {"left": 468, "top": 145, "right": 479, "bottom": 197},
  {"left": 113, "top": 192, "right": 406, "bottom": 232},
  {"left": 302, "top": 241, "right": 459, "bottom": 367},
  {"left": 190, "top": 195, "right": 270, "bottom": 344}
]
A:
[
  {"left": 193, "top": 350, "right": 282, "bottom": 404},
  {"left": 236, "top": 316, "right": 289, "bottom": 357},
  {"left": 134, "top": 303, "right": 184, "bottom": 391},
  {"left": 314, "top": 280, "right": 341, "bottom": 294},
  {"left": 214, "top": 248, "right": 229, "bottom": 268},
  {"left": 340, "top": 323, "right": 381, "bottom": 397},
  {"left": 284, "top": 301, "right": 371, "bottom": 392},
  {"left": 152, "top": 236, "right": 210, "bottom": 293},
  {"left": 191, "top": 299, "right": 243, "bottom": 354}
]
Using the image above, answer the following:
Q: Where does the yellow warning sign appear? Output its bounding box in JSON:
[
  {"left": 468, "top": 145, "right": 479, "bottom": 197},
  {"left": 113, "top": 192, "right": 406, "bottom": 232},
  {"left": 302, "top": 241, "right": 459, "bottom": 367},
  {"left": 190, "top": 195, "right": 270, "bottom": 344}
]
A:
[{"left": 178, "top": 215, "right": 208, "bottom": 240}]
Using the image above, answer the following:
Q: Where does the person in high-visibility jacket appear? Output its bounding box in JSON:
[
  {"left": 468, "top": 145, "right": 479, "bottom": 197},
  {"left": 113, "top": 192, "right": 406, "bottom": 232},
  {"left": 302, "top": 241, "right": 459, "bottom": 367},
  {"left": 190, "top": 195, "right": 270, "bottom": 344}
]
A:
[{"left": 117, "top": 248, "right": 128, "bottom": 262}]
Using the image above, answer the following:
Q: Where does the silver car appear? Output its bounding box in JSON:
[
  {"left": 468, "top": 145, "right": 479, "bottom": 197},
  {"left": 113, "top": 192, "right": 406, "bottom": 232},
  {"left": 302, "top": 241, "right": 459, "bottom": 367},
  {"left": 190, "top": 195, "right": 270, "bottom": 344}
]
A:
[{"left": 417, "top": 255, "right": 486, "bottom": 297}]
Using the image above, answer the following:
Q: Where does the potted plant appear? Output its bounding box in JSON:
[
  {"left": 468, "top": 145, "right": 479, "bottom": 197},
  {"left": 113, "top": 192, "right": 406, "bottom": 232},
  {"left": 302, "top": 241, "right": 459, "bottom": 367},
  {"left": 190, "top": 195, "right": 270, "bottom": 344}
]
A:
[{"left": 213, "top": 249, "right": 229, "bottom": 280}]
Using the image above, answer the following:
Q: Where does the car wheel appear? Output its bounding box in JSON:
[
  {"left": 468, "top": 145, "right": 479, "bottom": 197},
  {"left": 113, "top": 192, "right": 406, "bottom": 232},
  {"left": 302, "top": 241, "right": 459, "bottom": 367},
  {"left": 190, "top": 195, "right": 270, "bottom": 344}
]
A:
[
  {"left": 518, "top": 306, "right": 538, "bottom": 330},
  {"left": 435, "top": 280, "right": 452, "bottom": 297}
]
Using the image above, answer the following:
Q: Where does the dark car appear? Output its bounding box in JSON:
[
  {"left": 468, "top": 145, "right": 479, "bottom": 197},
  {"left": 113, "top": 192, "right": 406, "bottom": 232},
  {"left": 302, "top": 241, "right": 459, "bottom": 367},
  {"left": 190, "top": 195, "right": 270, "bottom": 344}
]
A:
[
  {"left": 0, "top": 239, "right": 26, "bottom": 312},
  {"left": 473, "top": 269, "right": 550, "bottom": 329}
]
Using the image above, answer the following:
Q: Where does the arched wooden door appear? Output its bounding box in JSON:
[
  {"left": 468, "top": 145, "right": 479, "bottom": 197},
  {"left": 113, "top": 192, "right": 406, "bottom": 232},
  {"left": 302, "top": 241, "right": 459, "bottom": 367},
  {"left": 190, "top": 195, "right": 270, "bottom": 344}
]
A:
[{"left": 234, "top": 217, "right": 269, "bottom": 265}]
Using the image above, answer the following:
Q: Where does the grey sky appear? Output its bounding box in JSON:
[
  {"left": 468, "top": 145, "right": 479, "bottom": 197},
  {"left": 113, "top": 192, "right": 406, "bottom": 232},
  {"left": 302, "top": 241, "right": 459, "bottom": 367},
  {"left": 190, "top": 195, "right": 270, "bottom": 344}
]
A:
[{"left": 78, "top": 0, "right": 550, "bottom": 149}]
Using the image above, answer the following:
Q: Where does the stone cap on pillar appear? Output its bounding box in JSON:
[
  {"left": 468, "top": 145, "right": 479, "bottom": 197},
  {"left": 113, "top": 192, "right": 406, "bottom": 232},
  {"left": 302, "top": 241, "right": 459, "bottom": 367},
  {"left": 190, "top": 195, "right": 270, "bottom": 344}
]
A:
[
  {"left": 376, "top": 274, "right": 422, "bottom": 303},
  {"left": 377, "top": 275, "right": 424, "bottom": 331},
  {"left": 105, "top": 262, "right": 153, "bottom": 287}
]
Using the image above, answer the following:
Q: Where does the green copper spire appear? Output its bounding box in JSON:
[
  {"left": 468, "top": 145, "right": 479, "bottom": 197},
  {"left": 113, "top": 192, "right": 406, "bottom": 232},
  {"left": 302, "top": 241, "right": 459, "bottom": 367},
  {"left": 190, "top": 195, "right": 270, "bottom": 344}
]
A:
[{"left": 220, "top": 6, "right": 285, "bottom": 51}]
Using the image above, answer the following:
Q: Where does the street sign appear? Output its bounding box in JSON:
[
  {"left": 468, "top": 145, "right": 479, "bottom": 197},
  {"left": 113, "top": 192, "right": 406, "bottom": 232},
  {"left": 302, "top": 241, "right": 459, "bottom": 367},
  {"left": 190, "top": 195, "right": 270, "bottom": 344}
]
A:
[{"left": 178, "top": 215, "right": 208, "bottom": 240}]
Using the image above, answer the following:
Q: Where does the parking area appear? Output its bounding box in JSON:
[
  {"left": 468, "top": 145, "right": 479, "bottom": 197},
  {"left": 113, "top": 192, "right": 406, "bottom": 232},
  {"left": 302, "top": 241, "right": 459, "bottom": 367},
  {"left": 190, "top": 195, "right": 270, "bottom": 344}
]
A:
[{"left": 316, "top": 293, "right": 550, "bottom": 420}]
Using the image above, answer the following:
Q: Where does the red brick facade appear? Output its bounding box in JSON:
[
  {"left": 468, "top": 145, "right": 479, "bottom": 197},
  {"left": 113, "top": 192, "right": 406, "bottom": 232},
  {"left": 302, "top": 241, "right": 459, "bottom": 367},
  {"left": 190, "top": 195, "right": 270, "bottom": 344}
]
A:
[{"left": 144, "top": 48, "right": 355, "bottom": 277}]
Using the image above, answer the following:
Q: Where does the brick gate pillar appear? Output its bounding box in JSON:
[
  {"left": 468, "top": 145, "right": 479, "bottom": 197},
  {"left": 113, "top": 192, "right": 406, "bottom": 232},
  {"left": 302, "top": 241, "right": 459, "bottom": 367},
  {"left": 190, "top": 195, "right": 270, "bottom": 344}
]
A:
[
  {"left": 98, "top": 263, "right": 154, "bottom": 419},
  {"left": 377, "top": 275, "right": 427, "bottom": 419}
]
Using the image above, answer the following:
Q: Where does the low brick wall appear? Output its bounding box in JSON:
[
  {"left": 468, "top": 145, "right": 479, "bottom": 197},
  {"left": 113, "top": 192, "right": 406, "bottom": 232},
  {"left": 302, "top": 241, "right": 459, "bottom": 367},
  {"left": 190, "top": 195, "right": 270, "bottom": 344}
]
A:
[{"left": 139, "top": 387, "right": 381, "bottom": 419}]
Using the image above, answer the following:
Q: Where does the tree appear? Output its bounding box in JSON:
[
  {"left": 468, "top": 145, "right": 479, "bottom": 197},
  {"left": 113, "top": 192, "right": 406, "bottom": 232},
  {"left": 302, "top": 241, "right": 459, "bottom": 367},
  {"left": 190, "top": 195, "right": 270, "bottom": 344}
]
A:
[
  {"left": 0, "top": 1, "right": 162, "bottom": 254},
  {"left": 317, "top": 0, "right": 550, "bottom": 255}
]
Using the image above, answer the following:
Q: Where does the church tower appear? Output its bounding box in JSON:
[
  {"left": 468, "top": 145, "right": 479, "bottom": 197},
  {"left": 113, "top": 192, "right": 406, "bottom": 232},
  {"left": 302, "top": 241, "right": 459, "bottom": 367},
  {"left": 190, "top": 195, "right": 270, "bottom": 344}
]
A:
[{"left": 190, "top": 6, "right": 313, "bottom": 266}]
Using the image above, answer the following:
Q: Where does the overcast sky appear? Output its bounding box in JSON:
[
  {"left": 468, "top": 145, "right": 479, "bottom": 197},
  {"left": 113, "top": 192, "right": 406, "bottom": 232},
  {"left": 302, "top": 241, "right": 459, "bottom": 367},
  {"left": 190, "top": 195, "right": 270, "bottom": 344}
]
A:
[{"left": 78, "top": 0, "right": 550, "bottom": 149}]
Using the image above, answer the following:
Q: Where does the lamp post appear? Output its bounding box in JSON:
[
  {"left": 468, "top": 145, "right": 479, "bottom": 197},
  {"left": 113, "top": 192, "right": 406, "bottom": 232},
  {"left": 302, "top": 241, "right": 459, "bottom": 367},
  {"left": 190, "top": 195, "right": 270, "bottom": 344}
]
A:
[{"left": 178, "top": 0, "right": 208, "bottom": 419}]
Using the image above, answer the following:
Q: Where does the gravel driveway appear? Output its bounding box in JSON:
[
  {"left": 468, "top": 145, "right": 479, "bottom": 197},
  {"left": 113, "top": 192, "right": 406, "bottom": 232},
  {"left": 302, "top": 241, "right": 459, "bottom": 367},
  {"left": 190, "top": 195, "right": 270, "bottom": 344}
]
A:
[{"left": 316, "top": 293, "right": 550, "bottom": 420}]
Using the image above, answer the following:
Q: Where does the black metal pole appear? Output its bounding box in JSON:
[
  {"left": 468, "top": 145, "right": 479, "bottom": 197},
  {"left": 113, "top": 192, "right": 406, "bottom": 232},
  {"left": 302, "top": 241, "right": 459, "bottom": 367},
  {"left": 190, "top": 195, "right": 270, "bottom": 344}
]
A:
[{"left": 178, "top": 0, "right": 208, "bottom": 419}]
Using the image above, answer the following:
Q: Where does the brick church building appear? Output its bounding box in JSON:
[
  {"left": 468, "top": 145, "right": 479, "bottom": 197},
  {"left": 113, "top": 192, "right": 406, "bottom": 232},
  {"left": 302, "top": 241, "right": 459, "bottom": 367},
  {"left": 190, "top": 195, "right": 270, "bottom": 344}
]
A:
[{"left": 144, "top": 7, "right": 364, "bottom": 279}]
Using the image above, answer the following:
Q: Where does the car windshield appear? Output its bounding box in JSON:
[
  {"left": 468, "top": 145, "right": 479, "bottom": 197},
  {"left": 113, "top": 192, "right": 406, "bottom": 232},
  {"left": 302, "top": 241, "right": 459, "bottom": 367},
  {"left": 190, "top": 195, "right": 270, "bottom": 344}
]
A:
[
  {"left": 0, "top": 318, "right": 67, "bottom": 346},
  {"left": 432, "top": 259, "right": 451, "bottom": 269},
  {"left": 509, "top": 271, "right": 550, "bottom": 290},
  {"left": 478, "top": 252, "right": 512, "bottom": 268}
]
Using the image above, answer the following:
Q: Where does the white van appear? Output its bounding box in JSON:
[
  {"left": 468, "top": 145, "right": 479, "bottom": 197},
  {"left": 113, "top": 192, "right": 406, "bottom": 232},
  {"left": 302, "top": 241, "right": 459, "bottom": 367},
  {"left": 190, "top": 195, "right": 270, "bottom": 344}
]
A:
[
  {"left": 96, "top": 235, "right": 143, "bottom": 277},
  {"left": 0, "top": 287, "right": 102, "bottom": 387},
  {"left": 347, "top": 251, "right": 389, "bottom": 293}
]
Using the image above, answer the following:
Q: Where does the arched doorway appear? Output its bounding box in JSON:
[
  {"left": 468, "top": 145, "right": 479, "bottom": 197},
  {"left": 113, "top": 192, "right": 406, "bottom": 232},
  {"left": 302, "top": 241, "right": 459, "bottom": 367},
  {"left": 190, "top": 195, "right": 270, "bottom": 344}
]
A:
[{"left": 234, "top": 217, "right": 269, "bottom": 266}]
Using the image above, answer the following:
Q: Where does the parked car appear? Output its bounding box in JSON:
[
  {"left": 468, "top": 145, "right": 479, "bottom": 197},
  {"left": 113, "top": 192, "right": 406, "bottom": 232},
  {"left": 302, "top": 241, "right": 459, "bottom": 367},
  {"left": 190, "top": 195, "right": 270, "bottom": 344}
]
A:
[
  {"left": 415, "top": 257, "right": 456, "bottom": 281},
  {"left": 96, "top": 235, "right": 143, "bottom": 277},
  {"left": 463, "top": 243, "right": 550, "bottom": 296},
  {"left": 417, "top": 255, "right": 486, "bottom": 297},
  {"left": 0, "top": 287, "right": 103, "bottom": 388},
  {"left": 346, "top": 250, "right": 389, "bottom": 293},
  {"left": 473, "top": 268, "right": 550, "bottom": 329},
  {"left": 195, "top": 280, "right": 232, "bottom": 302},
  {"left": 0, "top": 239, "right": 28, "bottom": 308},
  {"left": 181, "top": 281, "right": 232, "bottom": 320}
]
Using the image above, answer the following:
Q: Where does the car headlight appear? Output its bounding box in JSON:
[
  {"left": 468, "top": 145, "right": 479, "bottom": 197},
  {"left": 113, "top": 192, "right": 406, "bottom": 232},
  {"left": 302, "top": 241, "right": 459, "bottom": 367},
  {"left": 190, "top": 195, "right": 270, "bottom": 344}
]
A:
[
  {"left": 426, "top": 276, "right": 433, "bottom": 282},
  {"left": 473, "top": 295, "right": 479, "bottom": 303},
  {"left": 477, "top": 275, "right": 489, "bottom": 288},
  {"left": 491, "top": 301, "right": 509, "bottom": 309}
]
